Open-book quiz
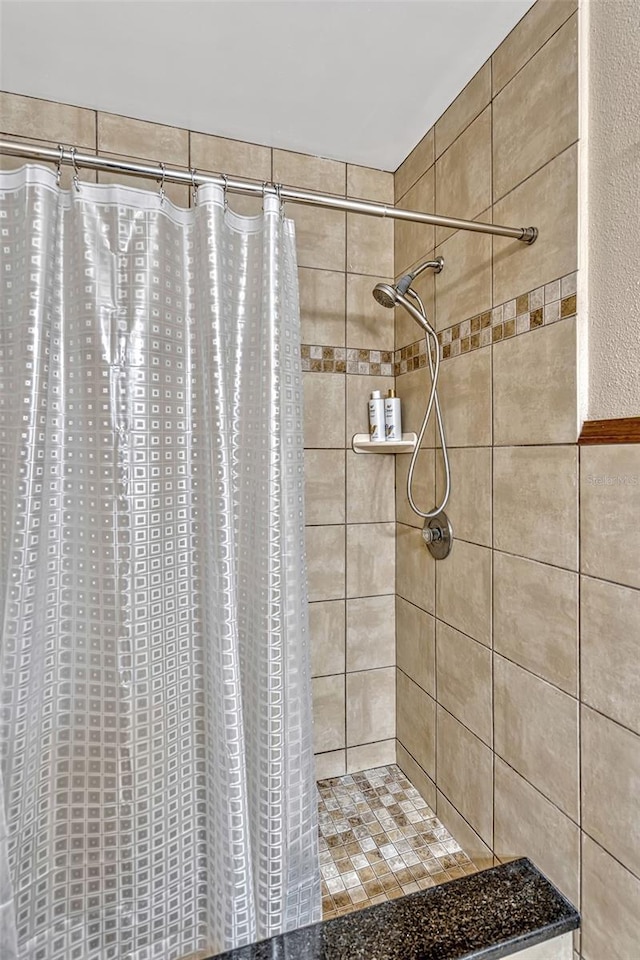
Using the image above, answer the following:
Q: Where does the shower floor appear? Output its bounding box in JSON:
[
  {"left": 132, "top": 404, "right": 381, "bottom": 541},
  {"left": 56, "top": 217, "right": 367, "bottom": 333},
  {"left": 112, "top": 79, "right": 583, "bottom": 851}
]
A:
[{"left": 318, "top": 764, "right": 477, "bottom": 920}]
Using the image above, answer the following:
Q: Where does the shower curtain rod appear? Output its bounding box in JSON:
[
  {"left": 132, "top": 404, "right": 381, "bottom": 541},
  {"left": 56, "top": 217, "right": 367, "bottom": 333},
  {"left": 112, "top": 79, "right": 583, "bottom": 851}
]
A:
[{"left": 0, "top": 139, "right": 538, "bottom": 244}]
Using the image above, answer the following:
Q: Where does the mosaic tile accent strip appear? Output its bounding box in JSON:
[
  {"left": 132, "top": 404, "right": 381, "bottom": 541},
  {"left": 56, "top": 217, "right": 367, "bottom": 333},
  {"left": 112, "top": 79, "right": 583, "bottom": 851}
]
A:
[
  {"left": 395, "top": 272, "right": 578, "bottom": 374},
  {"left": 318, "top": 764, "right": 477, "bottom": 920},
  {"left": 300, "top": 272, "right": 577, "bottom": 376},
  {"left": 301, "top": 345, "right": 394, "bottom": 376}
]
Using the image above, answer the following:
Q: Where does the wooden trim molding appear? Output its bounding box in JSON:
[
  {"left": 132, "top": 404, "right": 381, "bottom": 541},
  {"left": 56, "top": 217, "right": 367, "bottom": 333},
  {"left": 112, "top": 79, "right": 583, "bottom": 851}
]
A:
[{"left": 579, "top": 417, "right": 640, "bottom": 445}]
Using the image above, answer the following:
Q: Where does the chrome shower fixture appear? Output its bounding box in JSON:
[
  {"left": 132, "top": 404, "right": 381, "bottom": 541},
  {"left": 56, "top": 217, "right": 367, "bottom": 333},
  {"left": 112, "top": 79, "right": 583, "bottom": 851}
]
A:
[
  {"left": 372, "top": 256, "right": 452, "bottom": 558},
  {"left": 372, "top": 257, "right": 444, "bottom": 309}
]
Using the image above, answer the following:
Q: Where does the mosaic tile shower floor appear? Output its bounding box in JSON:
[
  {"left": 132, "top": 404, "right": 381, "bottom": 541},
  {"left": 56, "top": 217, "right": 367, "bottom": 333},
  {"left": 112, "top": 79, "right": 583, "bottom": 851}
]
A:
[{"left": 318, "top": 764, "right": 478, "bottom": 920}]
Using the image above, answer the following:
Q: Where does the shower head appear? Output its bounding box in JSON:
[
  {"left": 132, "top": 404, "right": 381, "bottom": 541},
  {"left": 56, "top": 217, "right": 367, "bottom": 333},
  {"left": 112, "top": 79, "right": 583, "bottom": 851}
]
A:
[
  {"left": 372, "top": 257, "right": 444, "bottom": 310},
  {"left": 372, "top": 282, "right": 398, "bottom": 309}
]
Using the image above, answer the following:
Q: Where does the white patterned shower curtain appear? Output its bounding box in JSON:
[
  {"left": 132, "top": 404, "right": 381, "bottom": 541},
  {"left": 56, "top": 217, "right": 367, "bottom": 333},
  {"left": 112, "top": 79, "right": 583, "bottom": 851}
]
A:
[{"left": 0, "top": 166, "right": 320, "bottom": 960}]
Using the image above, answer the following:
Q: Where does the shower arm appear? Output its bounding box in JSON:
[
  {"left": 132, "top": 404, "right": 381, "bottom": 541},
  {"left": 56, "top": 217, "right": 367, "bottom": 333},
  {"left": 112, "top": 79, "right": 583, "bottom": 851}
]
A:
[{"left": 0, "top": 138, "right": 538, "bottom": 243}]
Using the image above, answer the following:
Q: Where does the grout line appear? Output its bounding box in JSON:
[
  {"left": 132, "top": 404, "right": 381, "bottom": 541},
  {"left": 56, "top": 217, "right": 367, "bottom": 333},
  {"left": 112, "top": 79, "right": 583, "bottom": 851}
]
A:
[
  {"left": 492, "top": 6, "right": 579, "bottom": 100},
  {"left": 492, "top": 138, "right": 578, "bottom": 207},
  {"left": 580, "top": 830, "right": 640, "bottom": 886},
  {"left": 489, "top": 58, "right": 496, "bottom": 847},
  {"left": 491, "top": 752, "right": 581, "bottom": 830},
  {"left": 343, "top": 221, "right": 348, "bottom": 759},
  {"left": 577, "top": 441, "right": 583, "bottom": 917},
  {"left": 580, "top": 700, "right": 640, "bottom": 742}
]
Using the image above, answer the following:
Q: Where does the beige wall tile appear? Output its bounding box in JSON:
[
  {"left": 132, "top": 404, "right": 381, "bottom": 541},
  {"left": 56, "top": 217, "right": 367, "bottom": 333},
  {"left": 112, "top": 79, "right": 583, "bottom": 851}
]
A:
[
  {"left": 306, "top": 525, "right": 345, "bottom": 601},
  {"left": 395, "top": 127, "right": 434, "bottom": 203},
  {"left": 346, "top": 274, "right": 395, "bottom": 350},
  {"left": 493, "top": 145, "right": 577, "bottom": 304},
  {"left": 304, "top": 449, "right": 345, "bottom": 524},
  {"left": 190, "top": 131, "right": 271, "bottom": 180},
  {"left": 225, "top": 193, "right": 263, "bottom": 216},
  {"left": 312, "top": 674, "right": 345, "bottom": 751},
  {"left": 347, "top": 213, "right": 394, "bottom": 277},
  {"left": 395, "top": 367, "right": 437, "bottom": 448},
  {"left": 98, "top": 113, "right": 188, "bottom": 165},
  {"left": 346, "top": 667, "right": 396, "bottom": 747},
  {"left": 288, "top": 203, "right": 346, "bottom": 271},
  {"left": 396, "top": 522, "right": 436, "bottom": 614},
  {"left": 299, "top": 268, "right": 345, "bottom": 346},
  {"left": 396, "top": 597, "right": 435, "bottom": 697},
  {"left": 508, "top": 935, "right": 573, "bottom": 960},
  {"left": 95, "top": 168, "right": 189, "bottom": 207},
  {"left": 397, "top": 670, "right": 436, "bottom": 778},
  {"left": 315, "top": 749, "right": 346, "bottom": 779},
  {"left": 396, "top": 740, "right": 437, "bottom": 809},
  {"left": 582, "top": 705, "right": 640, "bottom": 878},
  {"left": 494, "top": 552, "right": 578, "bottom": 695},
  {"left": 581, "top": 575, "right": 640, "bottom": 734},
  {"left": 347, "top": 165, "right": 394, "bottom": 203},
  {"left": 346, "top": 450, "right": 395, "bottom": 523},
  {"left": 493, "top": 317, "right": 578, "bottom": 445},
  {"left": 394, "top": 255, "right": 436, "bottom": 349},
  {"left": 494, "top": 655, "right": 579, "bottom": 819},
  {"left": 492, "top": 0, "right": 578, "bottom": 95},
  {"left": 303, "top": 373, "right": 345, "bottom": 448},
  {"left": 435, "top": 107, "right": 492, "bottom": 245},
  {"left": 581, "top": 445, "right": 640, "bottom": 589},
  {"left": 436, "top": 622, "right": 492, "bottom": 745},
  {"left": 346, "top": 522, "right": 395, "bottom": 598},
  {"left": 396, "top": 450, "right": 435, "bottom": 529},
  {"left": 437, "top": 707, "right": 493, "bottom": 843},
  {"left": 434, "top": 227, "right": 492, "bottom": 330},
  {"left": 493, "top": 15, "right": 578, "bottom": 200},
  {"left": 436, "top": 446, "right": 492, "bottom": 547},
  {"left": 273, "top": 149, "right": 345, "bottom": 195},
  {"left": 435, "top": 62, "right": 492, "bottom": 160},
  {"left": 347, "top": 739, "right": 396, "bottom": 774},
  {"left": 436, "top": 539, "right": 492, "bottom": 646},
  {"left": 346, "top": 595, "right": 395, "bottom": 672},
  {"left": 493, "top": 445, "right": 578, "bottom": 569},
  {"left": 0, "top": 91, "right": 96, "bottom": 147},
  {"left": 395, "top": 167, "right": 435, "bottom": 276},
  {"left": 346, "top": 374, "right": 394, "bottom": 444},
  {"left": 437, "top": 348, "right": 492, "bottom": 446},
  {"left": 436, "top": 791, "right": 494, "bottom": 871},
  {"left": 310, "top": 600, "right": 345, "bottom": 678},
  {"left": 494, "top": 757, "right": 580, "bottom": 905},
  {"left": 582, "top": 835, "right": 640, "bottom": 960}
]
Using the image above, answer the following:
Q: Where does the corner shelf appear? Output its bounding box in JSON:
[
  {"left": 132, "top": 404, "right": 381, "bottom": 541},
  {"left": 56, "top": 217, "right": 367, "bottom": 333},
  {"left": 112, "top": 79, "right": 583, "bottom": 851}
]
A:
[{"left": 351, "top": 432, "right": 417, "bottom": 454}]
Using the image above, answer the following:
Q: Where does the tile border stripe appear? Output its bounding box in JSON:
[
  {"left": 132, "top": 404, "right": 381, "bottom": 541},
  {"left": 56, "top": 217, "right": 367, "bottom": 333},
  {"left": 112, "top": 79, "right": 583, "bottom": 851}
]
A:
[{"left": 301, "top": 271, "right": 577, "bottom": 376}]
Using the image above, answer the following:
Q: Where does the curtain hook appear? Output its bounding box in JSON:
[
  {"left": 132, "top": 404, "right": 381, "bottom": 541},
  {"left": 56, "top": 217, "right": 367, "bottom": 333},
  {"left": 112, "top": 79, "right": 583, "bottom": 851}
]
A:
[
  {"left": 219, "top": 173, "right": 228, "bottom": 208},
  {"left": 190, "top": 167, "right": 198, "bottom": 207},
  {"left": 274, "top": 182, "right": 285, "bottom": 218},
  {"left": 55, "top": 144, "right": 64, "bottom": 187},
  {"left": 70, "top": 147, "right": 80, "bottom": 192},
  {"left": 158, "top": 162, "right": 166, "bottom": 205}
]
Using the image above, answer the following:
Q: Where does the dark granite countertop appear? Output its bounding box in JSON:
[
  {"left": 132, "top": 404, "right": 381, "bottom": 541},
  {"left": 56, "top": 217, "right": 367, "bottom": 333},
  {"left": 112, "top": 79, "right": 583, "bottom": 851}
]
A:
[{"left": 206, "top": 858, "right": 579, "bottom": 960}]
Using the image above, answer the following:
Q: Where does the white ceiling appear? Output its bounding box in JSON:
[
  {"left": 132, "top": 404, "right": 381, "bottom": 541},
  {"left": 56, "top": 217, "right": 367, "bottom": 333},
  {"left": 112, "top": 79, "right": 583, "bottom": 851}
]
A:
[{"left": 0, "top": 0, "right": 535, "bottom": 171}]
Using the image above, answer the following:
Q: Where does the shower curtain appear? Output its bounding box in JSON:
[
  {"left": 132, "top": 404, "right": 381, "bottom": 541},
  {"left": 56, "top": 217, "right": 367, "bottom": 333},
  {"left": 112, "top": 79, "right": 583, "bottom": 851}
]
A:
[{"left": 0, "top": 165, "right": 320, "bottom": 960}]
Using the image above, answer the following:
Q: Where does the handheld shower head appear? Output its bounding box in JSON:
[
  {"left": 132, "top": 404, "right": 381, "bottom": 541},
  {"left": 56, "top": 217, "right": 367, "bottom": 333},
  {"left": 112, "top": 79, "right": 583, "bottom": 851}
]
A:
[
  {"left": 372, "top": 257, "right": 444, "bottom": 310},
  {"left": 372, "top": 282, "right": 398, "bottom": 309}
]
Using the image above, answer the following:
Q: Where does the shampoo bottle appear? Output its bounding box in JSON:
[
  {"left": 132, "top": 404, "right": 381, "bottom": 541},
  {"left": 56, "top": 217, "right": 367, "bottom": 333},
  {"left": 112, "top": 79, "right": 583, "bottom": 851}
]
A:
[
  {"left": 384, "top": 388, "right": 402, "bottom": 441},
  {"left": 368, "top": 390, "right": 385, "bottom": 442}
]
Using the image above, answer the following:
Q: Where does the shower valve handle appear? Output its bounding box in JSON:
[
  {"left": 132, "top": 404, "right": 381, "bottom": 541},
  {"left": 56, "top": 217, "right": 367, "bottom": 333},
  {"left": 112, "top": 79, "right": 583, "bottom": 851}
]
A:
[{"left": 421, "top": 512, "right": 453, "bottom": 560}]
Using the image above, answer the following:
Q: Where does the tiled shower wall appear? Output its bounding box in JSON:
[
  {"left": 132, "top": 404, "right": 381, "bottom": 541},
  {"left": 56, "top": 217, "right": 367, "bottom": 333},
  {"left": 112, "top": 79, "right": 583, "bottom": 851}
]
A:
[
  {"left": 0, "top": 90, "right": 398, "bottom": 773},
  {"left": 391, "top": 2, "right": 640, "bottom": 958}
]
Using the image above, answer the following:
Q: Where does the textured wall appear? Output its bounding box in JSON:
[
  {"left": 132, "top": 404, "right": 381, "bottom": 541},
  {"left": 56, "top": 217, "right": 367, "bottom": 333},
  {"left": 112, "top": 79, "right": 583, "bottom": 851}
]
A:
[
  {"left": 394, "top": 1, "right": 640, "bottom": 957},
  {"left": 585, "top": 0, "right": 640, "bottom": 419}
]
